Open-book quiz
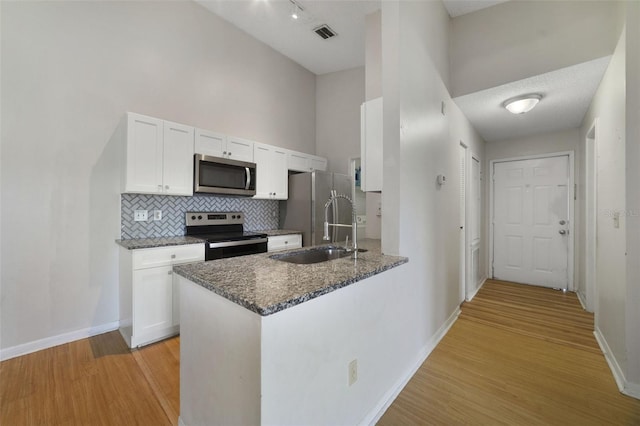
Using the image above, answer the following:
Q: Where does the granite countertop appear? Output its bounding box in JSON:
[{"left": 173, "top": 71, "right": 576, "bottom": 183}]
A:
[
  {"left": 259, "top": 229, "right": 302, "bottom": 237},
  {"left": 116, "top": 229, "right": 301, "bottom": 250},
  {"left": 115, "top": 236, "right": 204, "bottom": 250},
  {"left": 173, "top": 239, "right": 408, "bottom": 316}
]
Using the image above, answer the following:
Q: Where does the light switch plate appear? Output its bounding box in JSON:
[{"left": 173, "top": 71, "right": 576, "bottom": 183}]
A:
[
  {"left": 134, "top": 210, "right": 148, "bottom": 222},
  {"left": 153, "top": 210, "right": 162, "bottom": 221}
]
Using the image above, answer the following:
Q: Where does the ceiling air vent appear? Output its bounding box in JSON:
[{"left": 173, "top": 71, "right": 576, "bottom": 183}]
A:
[{"left": 314, "top": 25, "right": 337, "bottom": 40}]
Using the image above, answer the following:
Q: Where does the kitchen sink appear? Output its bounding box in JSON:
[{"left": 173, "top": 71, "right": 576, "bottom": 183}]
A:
[{"left": 271, "top": 246, "right": 368, "bottom": 264}]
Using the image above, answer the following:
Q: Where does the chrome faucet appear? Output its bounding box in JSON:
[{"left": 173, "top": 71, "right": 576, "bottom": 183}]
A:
[{"left": 323, "top": 190, "right": 358, "bottom": 259}]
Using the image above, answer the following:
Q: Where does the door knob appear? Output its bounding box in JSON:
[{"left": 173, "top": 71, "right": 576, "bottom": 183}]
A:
[
  {"left": 559, "top": 220, "right": 566, "bottom": 225},
  {"left": 559, "top": 230, "right": 566, "bottom": 235}
]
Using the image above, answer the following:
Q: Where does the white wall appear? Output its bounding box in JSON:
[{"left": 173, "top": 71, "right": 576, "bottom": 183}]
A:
[
  {"left": 448, "top": 100, "right": 487, "bottom": 296},
  {"left": 315, "top": 67, "right": 364, "bottom": 175},
  {"left": 580, "top": 30, "right": 627, "bottom": 380},
  {"left": 624, "top": 0, "right": 640, "bottom": 391},
  {"left": 380, "top": 0, "right": 479, "bottom": 389},
  {"left": 485, "top": 128, "right": 579, "bottom": 162},
  {"left": 450, "top": 0, "right": 623, "bottom": 96},
  {"left": 0, "top": 1, "right": 316, "bottom": 352}
]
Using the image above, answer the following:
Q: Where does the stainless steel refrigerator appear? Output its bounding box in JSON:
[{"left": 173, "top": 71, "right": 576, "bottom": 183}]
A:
[{"left": 280, "top": 171, "right": 353, "bottom": 247}]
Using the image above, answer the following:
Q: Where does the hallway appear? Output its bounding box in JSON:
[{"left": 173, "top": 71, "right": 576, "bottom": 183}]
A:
[{"left": 378, "top": 280, "right": 640, "bottom": 425}]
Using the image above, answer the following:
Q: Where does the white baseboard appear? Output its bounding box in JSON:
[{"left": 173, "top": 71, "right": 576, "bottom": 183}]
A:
[
  {"left": 594, "top": 327, "right": 640, "bottom": 400},
  {"left": 0, "top": 321, "right": 120, "bottom": 361},
  {"left": 576, "top": 290, "right": 588, "bottom": 311},
  {"left": 466, "top": 276, "right": 487, "bottom": 302},
  {"left": 178, "top": 416, "right": 186, "bottom": 426},
  {"left": 361, "top": 307, "right": 462, "bottom": 425}
]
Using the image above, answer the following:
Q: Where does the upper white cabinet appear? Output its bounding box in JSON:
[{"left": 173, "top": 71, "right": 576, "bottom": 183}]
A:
[
  {"left": 195, "top": 129, "right": 254, "bottom": 163},
  {"left": 309, "top": 155, "right": 328, "bottom": 172},
  {"left": 286, "top": 150, "right": 328, "bottom": 172},
  {"left": 226, "top": 137, "right": 255, "bottom": 162},
  {"left": 123, "top": 113, "right": 194, "bottom": 196},
  {"left": 254, "top": 142, "right": 288, "bottom": 200},
  {"left": 361, "top": 97, "right": 383, "bottom": 192}
]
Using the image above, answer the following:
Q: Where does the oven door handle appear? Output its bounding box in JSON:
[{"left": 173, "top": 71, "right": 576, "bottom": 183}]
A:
[
  {"left": 208, "top": 238, "right": 268, "bottom": 249},
  {"left": 245, "top": 167, "right": 251, "bottom": 190}
]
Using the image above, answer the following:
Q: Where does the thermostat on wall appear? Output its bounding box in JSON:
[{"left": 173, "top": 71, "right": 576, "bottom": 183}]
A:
[{"left": 437, "top": 174, "right": 446, "bottom": 185}]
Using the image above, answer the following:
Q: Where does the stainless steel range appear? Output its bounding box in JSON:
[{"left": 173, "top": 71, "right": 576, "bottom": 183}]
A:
[{"left": 185, "top": 212, "right": 268, "bottom": 261}]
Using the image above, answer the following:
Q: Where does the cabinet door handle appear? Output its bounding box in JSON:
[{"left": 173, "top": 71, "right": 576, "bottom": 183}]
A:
[
  {"left": 284, "top": 241, "right": 288, "bottom": 244},
  {"left": 171, "top": 254, "right": 176, "bottom": 259},
  {"left": 223, "top": 151, "right": 227, "bottom": 155},
  {"left": 167, "top": 270, "right": 173, "bottom": 275},
  {"left": 228, "top": 152, "right": 232, "bottom": 156},
  {"left": 165, "top": 185, "right": 170, "bottom": 190}
]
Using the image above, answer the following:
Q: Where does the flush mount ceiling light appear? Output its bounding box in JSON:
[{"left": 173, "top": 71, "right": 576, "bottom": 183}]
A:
[
  {"left": 290, "top": 0, "right": 303, "bottom": 20},
  {"left": 503, "top": 94, "right": 542, "bottom": 114}
]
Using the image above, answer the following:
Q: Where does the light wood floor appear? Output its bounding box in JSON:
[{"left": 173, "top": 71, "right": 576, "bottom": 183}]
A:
[
  {"left": 1, "top": 279, "right": 639, "bottom": 425},
  {"left": 378, "top": 279, "right": 640, "bottom": 425}
]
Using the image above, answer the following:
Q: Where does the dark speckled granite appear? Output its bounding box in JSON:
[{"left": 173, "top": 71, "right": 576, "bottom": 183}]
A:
[
  {"left": 115, "top": 236, "right": 204, "bottom": 250},
  {"left": 173, "top": 239, "right": 408, "bottom": 316}
]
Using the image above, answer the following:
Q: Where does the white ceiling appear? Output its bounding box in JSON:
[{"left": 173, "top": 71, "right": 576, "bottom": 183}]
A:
[
  {"left": 197, "top": 0, "right": 381, "bottom": 75},
  {"left": 441, "top": 0, "right": 509, "bottom": 18},
  {"left": 453, "top": 56, "right": 611, "bottom": 142},
  {"left": 199, "top": 0, "right": 609, "bottom": 143}
]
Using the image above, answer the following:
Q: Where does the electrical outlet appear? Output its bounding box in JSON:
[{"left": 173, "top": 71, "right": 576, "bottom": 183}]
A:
[
  {"left": 134, "top": 210, "right": 148, "bottom": 222},
  {"left": 153, "top": 210, "right": 162, "bottom": 221},
  {"left": 348, "top": 359, "right": 358, "bottom": 386}
]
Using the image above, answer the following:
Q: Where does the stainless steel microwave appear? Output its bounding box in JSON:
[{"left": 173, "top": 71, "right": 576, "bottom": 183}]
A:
[{"left": 194, "top": 154, "right": 257, "bottom": 196}]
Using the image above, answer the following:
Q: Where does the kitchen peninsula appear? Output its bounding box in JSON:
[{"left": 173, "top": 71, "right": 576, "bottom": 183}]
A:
[{"left": 173, "top": 239, "right": 408, "bottom": 425}]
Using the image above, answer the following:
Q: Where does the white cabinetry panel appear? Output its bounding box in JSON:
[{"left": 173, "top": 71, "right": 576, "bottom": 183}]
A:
[
  {"left": 267, "top": 234, "right": 302, "bottom": 252},
  {"left": 254, "top": 143, "right": 288, "bottom": 200},
  {"left": 119, "top": 244, "right": 204, "bottom": 348},
  {"left": 163, "top": 121, "right": 195, "bottom": 196},
  {"left": 125, "top": 113, "right": 164, "bottom": 194},
  {"left": 122, "top": 112, "right": 194, "bottom": 196},
  {"left": 286, "top": 150, "right": 328, "bottom": 172},
  {"left": 195, "top": 129, "right": 227, "bottom": 158}
]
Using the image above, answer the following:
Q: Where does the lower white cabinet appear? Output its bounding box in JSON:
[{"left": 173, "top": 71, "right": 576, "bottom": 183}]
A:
[
  {"left": 267, "top": 234, "right": 302, "bottom": 252},
  {"left": 119, "top": 244, "right": 204, "bottom": 348}
]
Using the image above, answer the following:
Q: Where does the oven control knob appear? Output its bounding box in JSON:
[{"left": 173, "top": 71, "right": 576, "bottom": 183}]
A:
[
  {"left": 231, "top": 215, "right": 236, "bottom": 219},
  {"left": 191, "top": 215, "right": 196, "bottom": 220},
  {"left": 198, "top": 215, "right": 203, "bottom": 220},
  {"left": 237, "top": 214, "right": 241, "bottom": 219}
]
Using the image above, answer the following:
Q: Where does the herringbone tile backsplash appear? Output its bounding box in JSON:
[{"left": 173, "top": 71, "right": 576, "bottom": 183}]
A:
[{"left": 121, "top": 194, "right": 279, "bottom": 239}]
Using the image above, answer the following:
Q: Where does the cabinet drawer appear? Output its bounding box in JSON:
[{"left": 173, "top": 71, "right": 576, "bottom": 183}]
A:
[
  {"left": 267, "top": 234, "right": 302, "bottom": 252},
  {"left": 132, "top": 244, "right": 204, "bottom": 270}
]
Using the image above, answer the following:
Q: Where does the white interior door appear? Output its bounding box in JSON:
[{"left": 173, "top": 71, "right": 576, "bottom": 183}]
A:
[{"left": 493, "top": 156, "right": 570, "bottom": 289}]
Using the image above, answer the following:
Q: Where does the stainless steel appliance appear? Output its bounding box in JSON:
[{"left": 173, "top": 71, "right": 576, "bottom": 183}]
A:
[
  {"left": 185, "top": 212, "right": 268, "bottom": 260},
  {"left": 194, "top": 154, "right": 257, "bottom": 196},
  {"left": 280, "top": 171, "right": 353, "bottom": 247}
]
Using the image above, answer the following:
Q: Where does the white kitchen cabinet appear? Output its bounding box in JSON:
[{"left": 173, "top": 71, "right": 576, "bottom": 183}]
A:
[
  {"left": 360, "top": 97, "right": 383, "bottom": 192},
  {"left": 254, "top": 142, "right": 288, "bottom": 199},
  {"left": 226, "top": 137, "right": 255, "bottom": 162},
  {"left": 267, "top": 234, "right": 302, "bottom": 252},
  {"left": 286, "top": 150, "right": 328, "bottom": 172},
  {"left": 195, "top": 129, "right": 254, "bottom": 163},
  {"left": 122, "top": 112, "right": 194, "bottom": 196},
  {"left": 119, "top": 244, "right": 204, "bottom": 348},
  {"left": 309, "top": 155, "right": 328, "bottom": 172}
]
